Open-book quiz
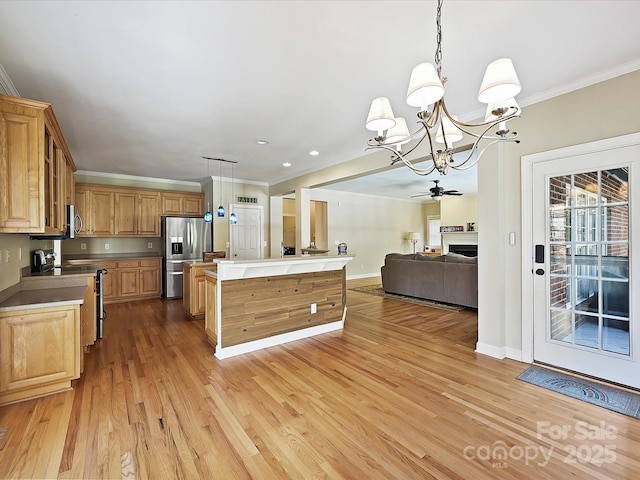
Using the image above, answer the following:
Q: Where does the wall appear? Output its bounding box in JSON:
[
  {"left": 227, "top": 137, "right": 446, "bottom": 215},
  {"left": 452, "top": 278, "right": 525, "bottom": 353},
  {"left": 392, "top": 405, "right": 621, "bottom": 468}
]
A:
[
  {"left": 309, "top": 189, "right": 424, "bottom": 278},
  {"left": 478, "top": 69, "right": 640, "bottom": 360},
  {"left": 75, "top": 171, "right": 202, "bottom": 192},
  {"left": 0, "top": 233, "right": 32, "bottom": 292},
  {"left": 63, "top": 237, "right": 161, "bottom": 256},
  {"left": 203, "top": 177, "right": 270, "bottom": 258},
  {"left": 439, "top": 195, "right": 477, "bottom": 230}
]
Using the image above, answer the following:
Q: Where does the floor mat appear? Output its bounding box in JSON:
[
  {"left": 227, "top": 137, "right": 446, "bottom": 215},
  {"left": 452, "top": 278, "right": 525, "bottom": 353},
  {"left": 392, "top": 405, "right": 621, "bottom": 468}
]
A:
[{"left": 517, "top": 365, "right": 640, "bottom": 419}]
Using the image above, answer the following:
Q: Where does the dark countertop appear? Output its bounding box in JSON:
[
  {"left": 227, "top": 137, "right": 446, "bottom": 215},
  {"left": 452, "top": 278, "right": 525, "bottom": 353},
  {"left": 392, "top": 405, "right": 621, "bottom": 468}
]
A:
[
  {"left": 0, "top": 286, "right": 86, "bottom": 313},
  {"left": 64, "top": 253, "right": 163, "bottom": 261}
]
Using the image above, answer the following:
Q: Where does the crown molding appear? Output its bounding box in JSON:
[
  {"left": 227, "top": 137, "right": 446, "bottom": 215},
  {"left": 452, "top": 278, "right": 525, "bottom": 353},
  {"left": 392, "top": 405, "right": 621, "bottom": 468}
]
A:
[{"left": 0, "top": 64, "right": 20, "bottom": 97}]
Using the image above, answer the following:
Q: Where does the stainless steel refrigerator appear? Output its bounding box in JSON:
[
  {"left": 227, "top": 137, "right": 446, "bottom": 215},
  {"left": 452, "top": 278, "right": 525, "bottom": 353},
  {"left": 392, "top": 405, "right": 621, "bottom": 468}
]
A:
[{"left": 162, "top": 216, "right": 212, "bottom": 299}]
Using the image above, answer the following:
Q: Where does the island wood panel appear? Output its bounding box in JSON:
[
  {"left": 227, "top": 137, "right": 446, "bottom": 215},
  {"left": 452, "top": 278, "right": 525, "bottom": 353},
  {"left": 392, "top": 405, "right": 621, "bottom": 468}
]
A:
[{"left": 220, "top": 269, "right": 344, "bottom": 347}]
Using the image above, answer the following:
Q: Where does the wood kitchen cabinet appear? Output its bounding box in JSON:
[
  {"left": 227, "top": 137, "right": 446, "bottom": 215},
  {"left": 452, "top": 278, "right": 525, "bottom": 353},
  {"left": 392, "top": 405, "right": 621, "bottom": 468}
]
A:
[
  {"left": 0, "top": 94, "right": 76, "bottom": 234},
  {"left": 183, "top": 262, "right": 216, "bottom": 318},
  {"left": 75, "top": 184, "right": 115, "bottom": 236},
  {"left": 161, "top": 191, "right": 204, "bottom": 216},
  {"left": 80, "top": 276, "right": 97, "bottom": 349},
  {"left": 114, "top": 190, "right": 160, "bottom": 236},
  {"left": 0, "top": 304, "right": 80, "bottom": 406},
  {"left": 114, "top": 259, "right": 162, "bottom": 301},
  {"left": 67, "top": 257, "right": 160, "bottom": 303}
]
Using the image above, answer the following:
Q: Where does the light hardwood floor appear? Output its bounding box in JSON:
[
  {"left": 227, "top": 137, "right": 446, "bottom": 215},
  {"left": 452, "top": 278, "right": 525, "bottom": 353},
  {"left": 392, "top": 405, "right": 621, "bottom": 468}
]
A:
[{"left": 1, "top": 277, "right": 639, "bottom": 479}]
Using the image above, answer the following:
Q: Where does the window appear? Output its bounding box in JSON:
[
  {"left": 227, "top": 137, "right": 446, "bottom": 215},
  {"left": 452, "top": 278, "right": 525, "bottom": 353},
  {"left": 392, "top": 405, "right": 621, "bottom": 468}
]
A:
[{"left": 427, "top": 216, "right": 441, "bottom": 249}]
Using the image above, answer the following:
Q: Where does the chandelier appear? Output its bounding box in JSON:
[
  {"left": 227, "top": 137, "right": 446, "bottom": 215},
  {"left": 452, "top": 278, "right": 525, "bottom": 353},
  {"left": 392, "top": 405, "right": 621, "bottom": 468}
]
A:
[{"left": 365, "top": 0, "right": 521, "bottom": 176}]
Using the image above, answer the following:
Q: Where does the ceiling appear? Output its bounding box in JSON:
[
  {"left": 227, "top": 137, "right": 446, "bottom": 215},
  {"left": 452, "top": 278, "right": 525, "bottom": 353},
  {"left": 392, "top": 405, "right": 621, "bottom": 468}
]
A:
[{"left": 1, "top": 1, "right": 639, "bottom": 199}]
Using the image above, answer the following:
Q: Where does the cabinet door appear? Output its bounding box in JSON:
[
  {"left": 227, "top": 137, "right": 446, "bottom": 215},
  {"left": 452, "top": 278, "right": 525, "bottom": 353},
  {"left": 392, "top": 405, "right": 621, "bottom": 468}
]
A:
[
  {"left": 140, "top": 266, "right": 161, "bottom": 296},
  {"left": 74, "top": 188, "right": 89, "bottom": 235},
  {"left": 161, "top": 193, "right": 183, "bottom": 215},
  {"left": 101, "top": 262, "right": 117, "bottom": 302},
  {"left": 182, "top": 194, "right": 204, "bottom": 216},
  {"left": 117, "top": 268, "right": 140, "bottom": 298},
  {"left": 81, "top": 277, "right": 97, "bottom": 347},
  {"left": 137, "top": 192, "right": 160, "bottom": 236},
  {"left": 114, "top": 191, "right": 137, "bottom": 235},
  {"left": 195, "top": 273, "right": 207, "bottom": 316},
  {"left": 90, "top": 190, "right": 115, "bottom": 235},
  {"left": 0, "top": 105, "right": 43, "bottom": 232},
  {"left": 0, "top": 306, "right": 80, "bottom": 394}
]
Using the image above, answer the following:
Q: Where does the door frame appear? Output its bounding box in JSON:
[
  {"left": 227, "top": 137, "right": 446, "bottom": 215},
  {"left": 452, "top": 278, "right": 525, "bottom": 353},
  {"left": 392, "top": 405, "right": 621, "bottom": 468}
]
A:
[{"left": 521, "top": 132, "right": 640, "bottom": 363}]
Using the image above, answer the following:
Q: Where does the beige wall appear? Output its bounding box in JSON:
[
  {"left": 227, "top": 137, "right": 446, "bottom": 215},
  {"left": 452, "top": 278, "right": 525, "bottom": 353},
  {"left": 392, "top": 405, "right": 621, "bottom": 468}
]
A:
[
  {"left": 478, "top": 69, "right": 640, "bottom": 359},
  {"left": 308, "top": 189, "right": 425, "bottom": 278},
  {"left": 439, "top": 194, "right": 477, "bottom": 230},
  {"left": 0, "top": 234, "right": 33, "bottom": 292}
]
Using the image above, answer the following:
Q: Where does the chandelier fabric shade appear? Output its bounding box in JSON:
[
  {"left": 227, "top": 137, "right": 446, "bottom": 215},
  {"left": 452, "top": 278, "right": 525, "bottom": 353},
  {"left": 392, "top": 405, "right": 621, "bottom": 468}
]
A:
[
  {"left": 365, "top": 0, "right": 521, "bottom": 176},
  {"left": 477, "top": 58, "right": 522, "bottom": 104},
  {"left": 366, "top": 97, "right": 396, "bottom": 133},
  {"left": 406, "top": 63, "right": 445, "bottom": 110}
]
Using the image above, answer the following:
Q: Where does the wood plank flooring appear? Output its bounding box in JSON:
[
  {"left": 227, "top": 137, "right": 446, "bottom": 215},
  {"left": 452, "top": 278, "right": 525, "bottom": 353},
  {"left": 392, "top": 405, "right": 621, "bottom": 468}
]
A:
[{"left": 1, "top": 277, "right": 639, "bottom": 479}]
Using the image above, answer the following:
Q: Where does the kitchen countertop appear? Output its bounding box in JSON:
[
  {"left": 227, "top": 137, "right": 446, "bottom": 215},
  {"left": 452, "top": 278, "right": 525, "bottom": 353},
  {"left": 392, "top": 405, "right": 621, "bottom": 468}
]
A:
[
  {"left": 65, "top": 253, "right": 162, "bottom": 261},
  {"left": 26, "top": 265, "right": 104, "bottom": 278},
  {"left": 0, "top": 286, "right": 86, "bottom": 313},
  {"left": 182, "top": 260, "right": 218, "bottom": 267}
]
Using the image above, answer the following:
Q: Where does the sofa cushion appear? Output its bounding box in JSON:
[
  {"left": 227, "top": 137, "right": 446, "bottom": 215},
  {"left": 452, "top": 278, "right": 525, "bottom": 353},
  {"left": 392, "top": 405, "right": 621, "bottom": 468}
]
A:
[
  {"left": 443, "top": 252, "right": 477, "bottom": 264},
  {"left": 415, "top": 254, "right": 445, "bottom": 262},
  {"left": 385, "top": 253, "right": 416, "bottom": 261}
]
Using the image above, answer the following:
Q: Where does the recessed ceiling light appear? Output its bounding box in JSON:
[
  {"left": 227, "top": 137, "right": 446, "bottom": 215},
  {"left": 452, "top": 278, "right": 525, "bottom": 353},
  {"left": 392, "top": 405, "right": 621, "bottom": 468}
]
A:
[
  {"left": 309, "top": 150, "right": 319, "bottom": 156},
  {"left": 256, "top": 140, "right": 269, "bottom": 145},
  {"left": 282, "top": 162, "right": 292, "bottom": 167}
]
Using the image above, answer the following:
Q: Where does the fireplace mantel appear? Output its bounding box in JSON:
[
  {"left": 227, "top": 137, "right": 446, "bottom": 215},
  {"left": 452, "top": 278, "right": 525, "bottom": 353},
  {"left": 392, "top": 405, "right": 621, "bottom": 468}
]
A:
[{"left": 441, "top": 231, "right": 478, "bottom": 254}]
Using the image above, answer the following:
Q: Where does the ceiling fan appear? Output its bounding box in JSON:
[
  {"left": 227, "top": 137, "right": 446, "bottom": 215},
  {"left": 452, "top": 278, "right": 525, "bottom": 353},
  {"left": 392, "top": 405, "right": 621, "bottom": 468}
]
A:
[{"left": 411, "top": 180, "right": 463, "bottom": 201}]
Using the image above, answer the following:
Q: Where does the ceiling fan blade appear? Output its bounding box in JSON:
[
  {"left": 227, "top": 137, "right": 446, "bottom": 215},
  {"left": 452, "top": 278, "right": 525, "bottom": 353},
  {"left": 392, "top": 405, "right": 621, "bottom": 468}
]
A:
[
  {"left": 410, "top": 193, "right": 430, "bottom": 198},
  {"left": 443, "top": 189, "right": 460, "bottom": 194},
  {"left": 444, "top": 192, "right": 463, "bottom": 196}
]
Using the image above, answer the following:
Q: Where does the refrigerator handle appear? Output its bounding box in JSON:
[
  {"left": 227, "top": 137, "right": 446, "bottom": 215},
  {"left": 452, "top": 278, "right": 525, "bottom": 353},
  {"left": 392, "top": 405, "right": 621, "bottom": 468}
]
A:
[{"left": 189, "top": 221, "right": 194, "bottom": 255}]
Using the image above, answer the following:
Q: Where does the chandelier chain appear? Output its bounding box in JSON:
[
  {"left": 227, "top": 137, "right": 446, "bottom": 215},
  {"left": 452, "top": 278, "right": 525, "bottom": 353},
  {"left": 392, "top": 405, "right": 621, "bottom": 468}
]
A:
[{"left": 434, "top": 0, "right": 443, "bottom": 77}]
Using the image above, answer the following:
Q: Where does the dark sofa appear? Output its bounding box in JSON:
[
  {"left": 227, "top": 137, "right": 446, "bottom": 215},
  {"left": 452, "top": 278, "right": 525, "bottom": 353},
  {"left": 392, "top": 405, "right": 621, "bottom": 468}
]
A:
[{"left": 380, "top": 253, "right": 478, "bottom": 308}]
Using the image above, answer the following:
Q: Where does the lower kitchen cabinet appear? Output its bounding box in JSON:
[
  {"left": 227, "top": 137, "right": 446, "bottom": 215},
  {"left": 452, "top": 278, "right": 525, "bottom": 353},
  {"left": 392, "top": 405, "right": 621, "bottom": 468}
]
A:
[
  {"left": 0, "top": 304, "right": 80, "bottom": 406},
  {"left": 115, "top": 259, "right": 161, "bottom": 300},
  {"left": 183, "top": 262, "right": 216, "bottom": 318}
]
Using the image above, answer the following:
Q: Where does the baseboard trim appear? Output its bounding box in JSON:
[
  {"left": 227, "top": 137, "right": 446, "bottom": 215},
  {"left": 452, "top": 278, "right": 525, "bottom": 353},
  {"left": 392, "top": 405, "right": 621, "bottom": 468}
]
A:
[
  {"left": 475, "top": 342, "right": 506, "bottom": 359},
  {"left": 476, "top": 343, "right": 525, "bottom": 362}
]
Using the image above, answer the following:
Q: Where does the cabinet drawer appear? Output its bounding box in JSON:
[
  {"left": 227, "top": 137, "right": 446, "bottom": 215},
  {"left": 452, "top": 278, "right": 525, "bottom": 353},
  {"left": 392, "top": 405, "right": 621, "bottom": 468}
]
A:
[
  {"left": 140, "top": 259, "right": 161, "bottom": 267},
  {"left": 99, "top": 261, "right": 117, "bottom": 270},
  {"left": 116, "top": 260, "right": 140, "bottom": 268}
]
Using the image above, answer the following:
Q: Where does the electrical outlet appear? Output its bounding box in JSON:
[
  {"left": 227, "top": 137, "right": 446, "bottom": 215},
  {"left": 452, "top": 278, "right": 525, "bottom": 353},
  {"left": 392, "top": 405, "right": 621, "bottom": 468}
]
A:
[
  {"left": 310, "top": 303, "right": 317, "bottom": 314},
  {"left": 18, "top": 247, "right": 22, "bottom": 260},
  {"left": 104, "top": 243, "right": 110, "bottom": 250},
  {"left": 5, "top": 249, "right": 10, "bottom": 262},
  {"left": 81, "top": 243, "right": 87, "bottom": 250},
  {"left": 148, "top": 242, "right": 153, "bottom": 249}
]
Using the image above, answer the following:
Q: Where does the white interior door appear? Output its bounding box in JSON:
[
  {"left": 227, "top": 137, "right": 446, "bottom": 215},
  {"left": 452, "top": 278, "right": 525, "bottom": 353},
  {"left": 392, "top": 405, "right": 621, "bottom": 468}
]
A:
[
  {"left": 229, "top": 204, "right": 263, "bottom": 260},
  {"left": 528, "top": 135, "right": 640, "bottom": 388}
]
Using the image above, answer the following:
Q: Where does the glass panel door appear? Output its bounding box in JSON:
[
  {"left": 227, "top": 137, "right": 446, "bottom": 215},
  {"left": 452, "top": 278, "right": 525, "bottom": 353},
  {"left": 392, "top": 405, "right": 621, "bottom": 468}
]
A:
[{"left": 548, "top": 169, "right": 629, "bottom": 356}]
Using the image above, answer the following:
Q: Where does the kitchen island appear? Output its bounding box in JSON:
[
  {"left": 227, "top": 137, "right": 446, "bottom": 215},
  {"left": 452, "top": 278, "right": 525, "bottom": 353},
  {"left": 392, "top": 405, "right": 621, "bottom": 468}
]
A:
[{"left": 204, "top": 254, "right": 354, "bottom": 359}]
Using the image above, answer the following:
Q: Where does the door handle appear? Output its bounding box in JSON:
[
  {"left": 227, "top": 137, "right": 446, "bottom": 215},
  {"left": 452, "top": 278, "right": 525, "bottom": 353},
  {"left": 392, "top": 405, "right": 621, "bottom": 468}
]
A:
[{"left": 535, "top": 268, "right": 545, "bottom": 276}]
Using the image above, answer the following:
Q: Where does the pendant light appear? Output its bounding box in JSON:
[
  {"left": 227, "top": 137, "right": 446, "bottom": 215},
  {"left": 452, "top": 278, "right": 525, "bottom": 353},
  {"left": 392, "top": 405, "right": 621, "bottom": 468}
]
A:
[
  {"left": 217, "top": 160, "right": 225, "bottom": 217},
  {"left": 229, "top": 162, "right": 237, "bottom": 225},
  {"left": 203, "top": 159, "right": 213, "bottom": 222}
]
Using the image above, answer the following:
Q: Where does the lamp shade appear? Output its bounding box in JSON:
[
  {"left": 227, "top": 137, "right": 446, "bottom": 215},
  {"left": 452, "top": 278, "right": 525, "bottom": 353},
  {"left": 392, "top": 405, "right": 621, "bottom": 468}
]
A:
[
  {"left": 477, "top": 58, "right": 521, "bottom": 104},
  {"left": 407, "top": 232, "right": 421, "bottom": 241},
  {"left": 432, "top": 193, "right": 443, "bottom": 202},
  {"left": 366, "top": 97, "right": 396, "bottom": 132},
  {"left": 406, "top": 63, "right": 445, "bottom": 110},
  {"left": 485, "top": 97, "right": 521, "bottom": 122},
  {"left": 384, "top": 117, "right": 411, "bottom": 145},
  {"left": 435, "top": 115, "right": 463, "bottom": 144}
]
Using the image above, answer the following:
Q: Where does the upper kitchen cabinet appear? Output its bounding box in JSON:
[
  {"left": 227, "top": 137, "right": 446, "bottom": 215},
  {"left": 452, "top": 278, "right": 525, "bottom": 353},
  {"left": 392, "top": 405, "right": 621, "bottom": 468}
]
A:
[
  {"left": 114, "top": 190, "right": 160, "bottom": 236},
  {"left": 0, "top": 94, "right": 76, "bottom": 234},
  {"left": 75, "top": 184, "right": 115, "bottom": 236},
  {"left": 161, "top": 191, "right": 204, "bottom": 216}
]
